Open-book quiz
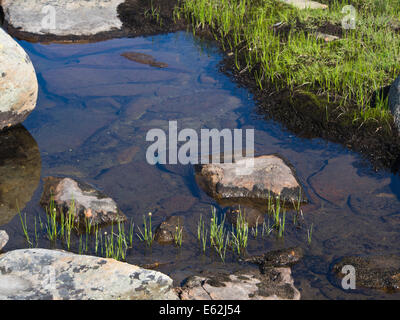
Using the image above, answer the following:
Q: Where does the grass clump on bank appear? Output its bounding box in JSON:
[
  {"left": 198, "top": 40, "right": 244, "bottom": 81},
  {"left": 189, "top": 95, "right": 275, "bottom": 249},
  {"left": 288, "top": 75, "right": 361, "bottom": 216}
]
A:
[{"left": 181, "top": 0, "right": 400, "bottom": 124}]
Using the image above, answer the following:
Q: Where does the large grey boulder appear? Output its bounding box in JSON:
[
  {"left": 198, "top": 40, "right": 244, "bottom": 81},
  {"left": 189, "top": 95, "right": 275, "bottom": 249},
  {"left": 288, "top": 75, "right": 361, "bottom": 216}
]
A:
[
  {"left": 0, "top": 28, "right": 38, "bottom": 130},
  {"left": 178, "top": 268, "right": 301, "bottom": 300},
  {"left": 40, "top": 177, "right": 127, "bottom": 228},
  {"left": 2, "top": 0, "right": 125, "bottom": 37},
  {"left": 0, "top": 126, "right": 41, "bottom": 226},
  {"left": 389, "top": 75, "right": 400, "bottom": 132},
  {"left": 195, "top": 155, "right": 307, "bottom": 204},
  {"left": 0, "top": 231, "right": 9, "bottom": 251},
  {"left": 0, "top": 249, "right": 179, "bottom": 300}
]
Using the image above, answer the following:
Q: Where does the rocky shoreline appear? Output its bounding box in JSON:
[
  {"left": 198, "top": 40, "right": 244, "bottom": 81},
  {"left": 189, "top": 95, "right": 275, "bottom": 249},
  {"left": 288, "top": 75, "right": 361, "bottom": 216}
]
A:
[{"left": 1, "top": 0, "right": 400, "bottom": 301}]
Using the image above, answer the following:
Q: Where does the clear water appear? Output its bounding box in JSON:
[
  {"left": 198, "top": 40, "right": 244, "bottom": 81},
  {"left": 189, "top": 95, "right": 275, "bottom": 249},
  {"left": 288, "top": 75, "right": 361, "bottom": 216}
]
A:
[{"left": 2, "top": 31, "right": 400, "bottom": 299}]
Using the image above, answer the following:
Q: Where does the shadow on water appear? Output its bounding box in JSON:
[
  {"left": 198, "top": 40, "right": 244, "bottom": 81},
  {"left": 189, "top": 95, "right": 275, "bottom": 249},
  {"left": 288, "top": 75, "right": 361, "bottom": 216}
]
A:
[{"left": 1, "top": 32, "right": 400, "bottom": 299}]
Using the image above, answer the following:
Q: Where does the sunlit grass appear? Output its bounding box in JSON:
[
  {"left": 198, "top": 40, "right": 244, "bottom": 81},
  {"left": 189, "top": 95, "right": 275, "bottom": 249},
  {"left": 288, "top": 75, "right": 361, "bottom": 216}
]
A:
[{"left": 180, "top": 0, "right": 400, "bottom": 124}]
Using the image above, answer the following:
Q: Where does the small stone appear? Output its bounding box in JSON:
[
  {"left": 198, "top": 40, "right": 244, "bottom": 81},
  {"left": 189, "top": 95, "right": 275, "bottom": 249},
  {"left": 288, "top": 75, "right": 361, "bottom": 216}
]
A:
[
  {"left": 279, "top": 0, "right": 328, "bottom": 10},
  {"left": 40, "top": 176, "right": 126, "bottom": 228},
  {"left": 315, "top": 32, "right": 339, "bottom": 42},
  {"left": 243, "top": 247, "right": 304, "bottom": 273},
  {"left": 154, "top": 216, "right": 184, "bottom": 245}
]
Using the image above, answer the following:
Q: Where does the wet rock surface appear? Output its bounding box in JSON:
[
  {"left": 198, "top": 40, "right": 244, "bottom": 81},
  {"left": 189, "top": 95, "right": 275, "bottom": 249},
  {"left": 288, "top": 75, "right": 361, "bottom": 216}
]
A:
[
  {"left": 178, "top": 269, "right": 300, "bottom": 300},
  {"left": 332, "top": 255, "right": 400, "bottom": 292},
  {"left": 121, "top": 52, "right": 168, "bottom": 68},
  {"left": 0, "top": 126, "right": 41, "bottom": 226},
  {"left": 2, "top": 0, "right": 125, "bottom": 39},
  {"left": 243, "top": 247, "right": 304, "bottom": 273},
  {"left": 40, "top": 177, "right": 127, "bottom": 228},
  {"left": 0, "top": 231, "right": 8, "bottom": 251},
  {"left": 154, "top": 215, "right": 184, "bottom": 245},
  {"left": 225, "top": 205, "right": 264, "bottom": 228},
  {"left": 389, "top": 75, "right": 400, "bottom": 133},
  {"left": 195, "top": 155, "right": 306, "bottom": 204},
  {"left": 0, "top": 28, "right": 38, "bottom": 130},
  {"left": 0, "top": 249, "right": 178, "bottom": 299}
]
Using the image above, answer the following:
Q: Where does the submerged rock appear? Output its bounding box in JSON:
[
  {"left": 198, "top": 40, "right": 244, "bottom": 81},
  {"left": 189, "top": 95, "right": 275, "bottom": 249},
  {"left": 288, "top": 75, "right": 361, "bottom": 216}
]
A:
[
  {"left": 225, "top": 205, "right": 264, "bottom": 228},
  {"left": 40, "top": 177, "right": 127, "bottom": 228},
  {"left": 2, "top": 0, "right": 125, "bottom": 38},
  {"left": 0, "top": 249, "right": 178, "bottom": 300},
  {"left": 389, "top": 75, "right": 400, "bottom": 133},
  {"left": 178, "top": 269, "right": 300, "bottom": 300},
  {"left": 0, "top": 126, "right": 41, "bottom": 226},
  {"left": 332, "top": 255, "right": 400, "bottom": 292},
  {"left": 195, "top": 155, "right": 306, "bottom": 204},
  {"left": 243, "top": 247, "right": 304, "bottom": 273},
  {"left": 121, "top": 52, "right": 168, "bottom": 68},
  {"left": 0, "top": 28, "right": 38, "bottom": 130},
  {"left": 154, "top": 215, "right": 184, "bottom": 245},
  {"left": 0, "top": 231, "right": 9, "bottom": 251}
]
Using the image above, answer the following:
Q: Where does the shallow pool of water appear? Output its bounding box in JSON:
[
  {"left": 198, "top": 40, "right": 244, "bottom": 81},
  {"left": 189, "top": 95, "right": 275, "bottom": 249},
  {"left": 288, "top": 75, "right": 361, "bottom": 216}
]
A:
[{"left": 2, "top": 31, "right": 400, "bottom": 299}]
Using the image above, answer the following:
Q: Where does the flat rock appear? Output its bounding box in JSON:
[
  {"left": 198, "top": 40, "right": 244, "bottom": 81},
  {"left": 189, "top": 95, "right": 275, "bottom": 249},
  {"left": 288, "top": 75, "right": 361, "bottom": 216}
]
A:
[
  {"left": 2, "top": 0, "right": 125, "bottom": 37},
  {"left": 0, "top": 231, "right": 9, "bottom": 251},
  {"left": 389, "top": 75, "right": 400, "bottom": 133},
  {"left": 40, "top": 177, "right": 127, "bottom": 228},
  {"left": 332, "top": 255, "right": 400, "bottom": 292},
  {"left": 243, "top": 247, "right": 304, "bottom": 273},
  {"left": 0, "top": 249, "right": 178, "bottom": 299},
  {"left": 195, "top": 155, "right": 306, "bottom": 204},
  {"left": 154, "top": 216, "right": 184, "bottom": 245},
  {"left": 178, "top": 269, "right": 300, "bottom": 300},
  {"left": 0, "top": 126, "right": 41, "bottom": 226},
  {"left": 279, "top": 0, "right": 328, "bottom": 9},
  {"left": 0, "top": 28, "right": 38, "bottom": 130}
]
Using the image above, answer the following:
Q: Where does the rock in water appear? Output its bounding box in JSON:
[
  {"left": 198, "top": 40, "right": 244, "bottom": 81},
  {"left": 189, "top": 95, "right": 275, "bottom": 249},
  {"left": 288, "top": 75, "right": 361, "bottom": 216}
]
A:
[
  {"left": 0, "top": 28, "right": 38, "bottom": 130},
  {"left": 195, "top": 155, "right": 306, "bottom": 204},
  {"left": 178, "top": 269, "right": 300, "bottom": 300},
  {"left": 332, "top": 255, "right": 400, "bottom": 292},
  {"left": 0, "top": 249, "right": 178, "bottom": 299},
  {"left": 389, "top": 75, "right": 400, "bottom": 133},
  {"left": 121, "top": 52, "right": 168, "bottom": 68},
  {"left": 0, "top": 231, "right": 9, "bottom": 251},
  {"left": 243, "top": 247, "right": 304, "bottom": 274},
  {"left": 40, "top": 177, "right": 127, "bottom": 227},
  {"left": 154, "top": 216, "right": 184, "bottom": 245},
  {"left": 0, "top": 126, "right": 41, "bottom": 226},
  {"left": 2, "top": 0, "right": 125, "bottom": 37}
]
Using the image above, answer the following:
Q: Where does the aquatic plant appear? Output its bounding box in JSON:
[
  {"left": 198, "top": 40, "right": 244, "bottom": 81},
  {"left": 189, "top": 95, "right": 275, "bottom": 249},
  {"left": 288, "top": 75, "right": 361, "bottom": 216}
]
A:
[{"left": 137, "top": 212, "right": 154, "bottom": 247}]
